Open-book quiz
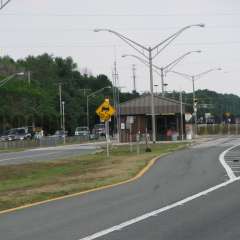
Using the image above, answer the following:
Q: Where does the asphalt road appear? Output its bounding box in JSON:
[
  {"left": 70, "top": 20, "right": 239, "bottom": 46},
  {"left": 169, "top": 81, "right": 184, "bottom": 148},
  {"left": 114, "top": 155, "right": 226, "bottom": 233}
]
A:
[
  {"left": 1, "top": 137, "right": 240, "bottom": 240},
  {"left": 0, "top": 144, "right": 98, "bottom": 165}
]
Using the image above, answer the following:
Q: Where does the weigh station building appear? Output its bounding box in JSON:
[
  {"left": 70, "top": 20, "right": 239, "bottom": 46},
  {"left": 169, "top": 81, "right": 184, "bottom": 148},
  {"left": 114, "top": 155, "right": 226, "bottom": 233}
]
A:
[{"left": 119, "top": 94, "right": 187, "bottom": 142}]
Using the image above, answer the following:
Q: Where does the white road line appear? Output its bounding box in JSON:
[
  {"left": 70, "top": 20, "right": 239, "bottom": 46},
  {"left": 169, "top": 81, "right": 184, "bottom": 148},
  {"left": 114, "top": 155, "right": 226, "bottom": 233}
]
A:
[
  {"left": 77, "top": 144, "right": 240, "bottom": 240},
  {"left": 219, "top": 145, "right": 238, "bottom": 180},
  {"left": 0, "top": 152, "right": 58, "bottom": 163},
  {"left": 78, "top": 178, "right": 240, "bottom": 240}
]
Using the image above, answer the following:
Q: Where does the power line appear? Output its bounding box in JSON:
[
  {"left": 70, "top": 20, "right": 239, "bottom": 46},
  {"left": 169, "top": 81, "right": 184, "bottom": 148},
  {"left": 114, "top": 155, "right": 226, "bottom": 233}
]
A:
[
  {"left": 2, "top": 40, "right": 240, "bottom": 48},
  {"left": 1, "top": 25, "right": 240, "bottom": 32},
  {"left": 1, "top": 12, "right": 240, "bottom": 17}
]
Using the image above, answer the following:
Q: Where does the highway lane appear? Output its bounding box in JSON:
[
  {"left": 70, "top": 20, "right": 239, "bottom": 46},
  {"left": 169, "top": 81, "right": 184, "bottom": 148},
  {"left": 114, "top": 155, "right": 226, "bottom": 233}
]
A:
[
  {"left": 0, "top": 137, "right": 239, "bottom": 240},
  {"left": 98, "top": 180, "right": 240, "bottom": 240},
  {"left": 0, "top": 144, "right": 98, "bottom": 165}
]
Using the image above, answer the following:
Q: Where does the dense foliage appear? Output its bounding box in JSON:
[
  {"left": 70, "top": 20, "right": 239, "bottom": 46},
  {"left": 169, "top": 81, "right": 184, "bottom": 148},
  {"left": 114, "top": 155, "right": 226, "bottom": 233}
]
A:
[
  {"left": 0, "top": 54, "right": 239, "bottom": 134},
  {"left": 0, "top": 54, "right": 119, "bottom": 134},
  {"left": 165, "top": 89, "right": 240, "bottom": 123}
]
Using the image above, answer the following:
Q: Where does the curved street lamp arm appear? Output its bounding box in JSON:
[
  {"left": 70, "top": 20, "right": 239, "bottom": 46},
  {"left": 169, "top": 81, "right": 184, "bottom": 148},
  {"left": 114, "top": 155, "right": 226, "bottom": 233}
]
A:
[
  {"left": 122, "top": 54, "right": 149, "bottom": 66},
  {"left": 151, "top": 24, "right": 204, "bottom": 59},
  {"left": 194, "top": 68, "right": 221, "bottom": 80},
  {"left": 165, "top": 50, "right": 201, "bottom": 73},
  {"left": 87, "top": 86, "right": 111, "bottom": 99},
  {"left": 122, "top": 54, "right": 163, "bottom": 79},
  {"left": 94, "top": 29, "right": 149, "bottom": 59},
  {"left": 169, "top": 70, "right": 193, "bottom": 80},
  {"left": 0, "top": 0, "right": 11, "bottom": 10},
  {"left": 164, "top": 52, "right": 192, "bottom": 71}
]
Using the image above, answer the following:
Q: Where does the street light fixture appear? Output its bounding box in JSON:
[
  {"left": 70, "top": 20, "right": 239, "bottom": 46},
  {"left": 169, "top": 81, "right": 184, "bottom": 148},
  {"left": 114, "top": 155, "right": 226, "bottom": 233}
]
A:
[
  {"left": 169, "top": 67, "right": 222, "bottom": 137},
  {"left": 86, "top": 86, "right": 112, "bottom": 130},
  {"left": 94, "top": 25, "right": 205, "bottom": 142},
  {"left": 122, "top": 50, "right": 201, "bottom": 96}
]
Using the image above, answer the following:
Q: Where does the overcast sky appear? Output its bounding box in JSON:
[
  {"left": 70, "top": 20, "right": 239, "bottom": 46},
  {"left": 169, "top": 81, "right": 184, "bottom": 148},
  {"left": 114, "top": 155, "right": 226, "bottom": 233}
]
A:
[{"left": 1, "top": 0, "right": 240, "bottom": 95}]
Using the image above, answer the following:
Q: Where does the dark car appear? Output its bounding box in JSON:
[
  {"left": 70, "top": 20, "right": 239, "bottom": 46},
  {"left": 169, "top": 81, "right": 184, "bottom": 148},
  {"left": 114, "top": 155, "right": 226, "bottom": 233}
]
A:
[
  {"left": 92, "top": 124, "right": 106, "bottom": 138},
  {"left": 51, "top": 130, "right": 67, "bottom": 138},
  {"left": 7, "top": 128, "right": 31, "bottom": 141},
  {"left": 0, "top": 130, "right": 10, "bottom": 141}
]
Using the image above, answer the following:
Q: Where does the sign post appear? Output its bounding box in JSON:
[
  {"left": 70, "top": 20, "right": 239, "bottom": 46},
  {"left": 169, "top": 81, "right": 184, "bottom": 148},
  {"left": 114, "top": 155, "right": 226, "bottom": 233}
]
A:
[{"left": 96, "top": 98, "right": 116, "bottom": 158}]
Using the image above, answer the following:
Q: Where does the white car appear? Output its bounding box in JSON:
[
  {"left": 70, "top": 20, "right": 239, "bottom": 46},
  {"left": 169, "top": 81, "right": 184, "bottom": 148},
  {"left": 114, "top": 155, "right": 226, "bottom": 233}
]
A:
[{"left": 75, "top": 127, "right": 90, "bottom": 137}]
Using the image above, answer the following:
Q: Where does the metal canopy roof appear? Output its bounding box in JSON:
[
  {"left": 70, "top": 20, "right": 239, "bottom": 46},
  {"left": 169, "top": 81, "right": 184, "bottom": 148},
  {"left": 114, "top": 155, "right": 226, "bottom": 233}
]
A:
[{"left": 120, "top": 95, "right": 186, "bottom": 115}]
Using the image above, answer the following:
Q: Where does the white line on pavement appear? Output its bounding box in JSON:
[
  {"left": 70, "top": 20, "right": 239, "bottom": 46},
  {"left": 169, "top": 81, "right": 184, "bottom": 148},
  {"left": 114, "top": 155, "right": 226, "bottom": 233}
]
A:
[
  {"left": 77, "top": 145, "right": 240, "bottom": 240},
  {"left": 0, "top": 152, "right": 58, "bottom": 163},
  {"left": 78, "top": 178, "right": 240, "bottom": 240},
  {"left": 219, "top": 145, "right": 238, "bottom": 180}
]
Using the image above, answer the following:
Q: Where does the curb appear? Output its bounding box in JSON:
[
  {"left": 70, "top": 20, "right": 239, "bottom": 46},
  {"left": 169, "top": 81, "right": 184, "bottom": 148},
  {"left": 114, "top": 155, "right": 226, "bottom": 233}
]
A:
[{"left": 0, "top": 155, "right": 161, "bottom": 215}]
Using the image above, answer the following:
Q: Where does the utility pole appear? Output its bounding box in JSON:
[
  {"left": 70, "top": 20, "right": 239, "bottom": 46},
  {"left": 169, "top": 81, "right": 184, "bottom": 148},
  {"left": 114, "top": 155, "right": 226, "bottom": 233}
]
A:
[
  {"left": 62, "top": 101, "right": 66, "bottom": 144},
  {"left": 132, "top": 64, "right": 136, "bottom": 92},
  {"left": 112, "top": 60, "right": 121, "bottom": 142},
  {"left": 59, "top": 82, "right": 63, "bottom": 129},
  {"left": 180, "top": 91, "right": 184, "bottom": 140},
  {"left": 27, "top": 71, "right": 31, "bottom": 85}
]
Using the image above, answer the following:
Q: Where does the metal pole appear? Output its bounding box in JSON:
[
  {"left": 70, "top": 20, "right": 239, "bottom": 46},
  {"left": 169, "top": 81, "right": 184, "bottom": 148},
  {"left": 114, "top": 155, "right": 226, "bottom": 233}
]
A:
[
  {"left": 129, "top": 123, "right": 133, "bottom": 152},
  {"left": 113, "top": 61, "right": 120, "bottom": 142},
  {"left": 105, "top": 120, "right": 110, "bottom": 158},
  {"left": 28, "top": 71, "right": 31, "bottom": 85},
  {"left": 62, "top": 101, "right": 66, "bottom": 144},
  {"left": 192, "top": 76, "right": 197, "bottom": 137},
  {"left": 87, "top": 96, "right": 89, "bottom": 131},
  {"left": 148, "top": 48, "right": 156, "bottom": 143},
  {"left": 59, "top": 83, "right": 63, "bottom": 129},
  {"left": 180, "top": 91, "right": 184, "bottom": 140},
  {"left": 161, "top": 68, "right": 165, "bottom": 96},
  {"left": 132, "top": 64, "right": 136, "bottom": 92}
]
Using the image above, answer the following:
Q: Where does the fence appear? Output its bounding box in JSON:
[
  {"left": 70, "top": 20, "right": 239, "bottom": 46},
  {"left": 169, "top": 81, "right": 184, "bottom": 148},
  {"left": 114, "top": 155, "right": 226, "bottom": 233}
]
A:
[
  {"left": 197, "top": 124, "right": 240, "bottom": 135},
  {"left": 0, "top": 136, "right": 90, "bottom": 150}
]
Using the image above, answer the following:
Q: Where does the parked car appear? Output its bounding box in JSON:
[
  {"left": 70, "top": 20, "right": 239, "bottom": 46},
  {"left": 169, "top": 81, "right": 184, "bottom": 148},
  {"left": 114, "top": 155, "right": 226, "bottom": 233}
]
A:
[
  {"left": 51, "top": 130, "right": 67, "bottom": 138},
  {"left": 7, "top": 127, "right": 31, "bottom": 141},
  {"left": 75, "top": 126, "right": 90, "bottom": 137},
  {"left": 92, "top": 123, "right": 106, "bottom": 138},
  {"left": 0, "top": 130, "right": 10, "bottom": 141}
]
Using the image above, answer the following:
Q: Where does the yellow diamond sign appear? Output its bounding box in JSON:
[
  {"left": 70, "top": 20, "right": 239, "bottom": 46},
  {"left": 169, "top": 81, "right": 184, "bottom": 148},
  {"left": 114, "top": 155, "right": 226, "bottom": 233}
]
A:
[{"left": 96, "top": 99, "right": 116, "bottom": 122}]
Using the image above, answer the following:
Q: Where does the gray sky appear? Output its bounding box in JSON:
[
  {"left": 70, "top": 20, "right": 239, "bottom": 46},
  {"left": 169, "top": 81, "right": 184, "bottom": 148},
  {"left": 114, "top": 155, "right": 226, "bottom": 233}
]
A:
[{"left": 1, "top": 0, "right": 240, "bottom": 95}]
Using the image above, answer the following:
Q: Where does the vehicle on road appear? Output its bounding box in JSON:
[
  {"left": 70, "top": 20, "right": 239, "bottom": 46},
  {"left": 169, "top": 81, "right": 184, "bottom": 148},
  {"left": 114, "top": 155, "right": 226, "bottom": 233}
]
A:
[
  {"left": 92, "top": 123, "right": 106, "bottom": 138},
  {"left": 74, "top": 126, "right": 90, "bottom": 137}
]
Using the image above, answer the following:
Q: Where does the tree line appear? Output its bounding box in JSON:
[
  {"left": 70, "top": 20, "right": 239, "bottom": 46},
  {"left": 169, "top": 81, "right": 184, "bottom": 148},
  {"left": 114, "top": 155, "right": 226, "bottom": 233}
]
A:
[
  {"left": 0, "top": 54, "right": 239, "bottom": 134},
  {"left": 0, "top": 54, "right": 137, "bottom": 134}
]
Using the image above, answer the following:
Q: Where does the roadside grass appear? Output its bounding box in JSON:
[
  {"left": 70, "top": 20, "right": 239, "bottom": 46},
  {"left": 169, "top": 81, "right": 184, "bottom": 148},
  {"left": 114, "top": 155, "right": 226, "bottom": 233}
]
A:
[{"left": 0, "top": 142, "right": 188, "bottom": 211}]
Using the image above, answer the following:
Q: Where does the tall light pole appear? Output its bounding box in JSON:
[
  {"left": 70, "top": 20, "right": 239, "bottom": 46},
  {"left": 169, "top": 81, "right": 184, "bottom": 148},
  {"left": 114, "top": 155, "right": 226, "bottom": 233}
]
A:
[
  {"left": 62, "top": 101, "right": 66, "bottom": 144},
  {"left": 170, "top": 67, "right": 222, "bottom": 137},
  {"left": 122, "top": 50, "right": 201, "bottom": 96},
  {"left": 94, "top": 24, "right": 204, "bottom": 143},
  {"left": 59, "top": 82, "right": 63, "bottom": 129},
  {"left": 87, "top": 86, "right": 111, "bottom": 131}
]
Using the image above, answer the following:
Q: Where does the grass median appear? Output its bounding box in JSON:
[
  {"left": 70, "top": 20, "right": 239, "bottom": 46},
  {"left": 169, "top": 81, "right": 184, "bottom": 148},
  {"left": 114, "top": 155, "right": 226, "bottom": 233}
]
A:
[{"left": 0, "top": 142, "right": 188, "bottom": 211}]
